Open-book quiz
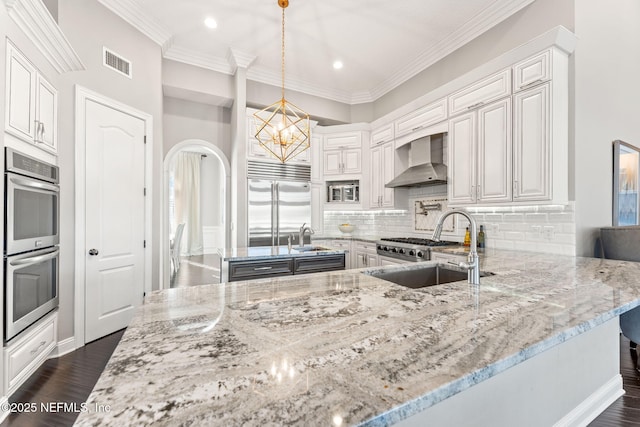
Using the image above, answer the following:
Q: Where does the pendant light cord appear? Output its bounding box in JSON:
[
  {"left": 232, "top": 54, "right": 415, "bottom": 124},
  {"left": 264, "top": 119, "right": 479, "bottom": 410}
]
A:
[{"left": 281, "top": 5, "right": 286, "bottom": 102}]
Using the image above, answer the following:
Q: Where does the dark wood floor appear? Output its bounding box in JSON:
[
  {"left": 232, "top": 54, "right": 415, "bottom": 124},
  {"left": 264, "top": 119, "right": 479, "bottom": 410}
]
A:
[
  {"left": 1, "top": 329, "right": 639, "bottom": 426},
  {"left": 171, "top": 253, "right": 220, "bottom": 287},
  {"left": 0, "top": 329, "right": 124, "bottom": 427}
]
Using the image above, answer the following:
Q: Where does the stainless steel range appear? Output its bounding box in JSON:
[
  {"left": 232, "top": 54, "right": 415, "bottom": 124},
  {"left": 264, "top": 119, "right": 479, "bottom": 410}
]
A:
[{"left": 376, "top": 237, "right": 458, "bottom": 262}]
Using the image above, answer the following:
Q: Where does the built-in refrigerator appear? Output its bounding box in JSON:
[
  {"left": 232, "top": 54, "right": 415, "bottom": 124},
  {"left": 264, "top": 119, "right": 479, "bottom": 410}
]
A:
[{"left": 247, "top": 161, "right": 312, "bottom": 247}]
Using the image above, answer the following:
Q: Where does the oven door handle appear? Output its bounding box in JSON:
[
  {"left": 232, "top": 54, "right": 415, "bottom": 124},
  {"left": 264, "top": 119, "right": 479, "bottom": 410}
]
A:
[
  {"left": 9, "top": 248, "right": 59, "bottom": 266},
  {"left": 9, "top": 176, "right": 60, "bottom": 193}
]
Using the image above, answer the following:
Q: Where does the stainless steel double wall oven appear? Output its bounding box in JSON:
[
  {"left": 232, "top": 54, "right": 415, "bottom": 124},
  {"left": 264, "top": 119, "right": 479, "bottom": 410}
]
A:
[{"left": 4, "top": 148, "right": 59, "bottom": 341}]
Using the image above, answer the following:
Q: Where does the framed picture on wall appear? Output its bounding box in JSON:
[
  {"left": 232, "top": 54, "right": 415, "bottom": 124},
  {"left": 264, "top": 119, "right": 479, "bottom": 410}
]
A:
[{"left": 613, "top": 140, "right": 640, "bottom": 226}]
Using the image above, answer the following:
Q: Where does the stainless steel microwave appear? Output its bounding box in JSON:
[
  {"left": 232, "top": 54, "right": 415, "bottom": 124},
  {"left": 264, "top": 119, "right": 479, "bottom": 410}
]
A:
[{"left": 327, "top": 182, "right": 359, "bottom": 203}]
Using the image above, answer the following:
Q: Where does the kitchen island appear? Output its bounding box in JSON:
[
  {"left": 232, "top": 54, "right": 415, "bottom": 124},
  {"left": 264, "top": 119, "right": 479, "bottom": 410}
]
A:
[
  {"left": 218, "top": 245, "right": 347, "bottom": 282},
  {"left": 76, "top": 249, "right": 640, "bottom": 426}
]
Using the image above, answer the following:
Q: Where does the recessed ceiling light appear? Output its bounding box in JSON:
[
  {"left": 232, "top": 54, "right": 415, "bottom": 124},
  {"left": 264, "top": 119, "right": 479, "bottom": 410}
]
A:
[
  {"left": 333, "top": 60, "right": 343, "bottom": 70},
  {"left": 204, "top": 17, "right": 217, "bottom": 29}
]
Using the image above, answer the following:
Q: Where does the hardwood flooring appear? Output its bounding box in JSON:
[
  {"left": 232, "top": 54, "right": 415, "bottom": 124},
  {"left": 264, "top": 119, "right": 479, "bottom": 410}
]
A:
[
  {"left": 171, "top": 253, "right": 220, "bottom": 288},
  {"left": 1, "top": 327, "right": 639, "bottom": 426},
  {"left": 0, "top": 329, "right": 124, "bottom": 427}
]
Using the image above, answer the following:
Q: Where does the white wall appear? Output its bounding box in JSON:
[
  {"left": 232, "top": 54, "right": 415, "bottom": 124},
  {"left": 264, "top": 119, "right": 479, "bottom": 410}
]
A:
[
  {"left": 55, "top": 0, "right": 164, "bottom": 340},
  {"left": 573, "top": 0, "right": 640, "bottom": 256},
  {"left": 163, "top": 96, "right": 231, "bottom": 160},
  {"left": 373, "top": 0, "right": 575, "bottom": 119}
]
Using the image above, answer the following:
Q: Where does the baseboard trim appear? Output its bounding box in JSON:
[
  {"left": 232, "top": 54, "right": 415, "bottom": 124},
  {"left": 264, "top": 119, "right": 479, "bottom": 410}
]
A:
[
  {"left": 50, "top": 336, "right": 77, "bottom": 358},
  {"left": 554, "top": 374, "right": 624, "bottom": 427}
]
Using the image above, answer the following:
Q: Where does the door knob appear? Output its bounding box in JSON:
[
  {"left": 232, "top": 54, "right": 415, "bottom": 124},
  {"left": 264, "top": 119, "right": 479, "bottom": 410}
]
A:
[{"left": 88, "top": 249, "right": 99, "bottom": 256}]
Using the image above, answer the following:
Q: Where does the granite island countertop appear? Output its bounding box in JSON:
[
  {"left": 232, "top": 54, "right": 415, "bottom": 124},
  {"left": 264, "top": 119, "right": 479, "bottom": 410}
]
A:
[{"left": 76, "top": 249, "right": 640, "bottom": 426}]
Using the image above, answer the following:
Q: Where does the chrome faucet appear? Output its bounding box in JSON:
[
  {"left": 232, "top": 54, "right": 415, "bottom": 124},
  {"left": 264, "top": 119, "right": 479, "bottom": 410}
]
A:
[
  {"left": 432, "top": 208, "right": 480, "bottom": 285},
  {"left": 299, "top": 223, "right": 315, "bottom": 248}
]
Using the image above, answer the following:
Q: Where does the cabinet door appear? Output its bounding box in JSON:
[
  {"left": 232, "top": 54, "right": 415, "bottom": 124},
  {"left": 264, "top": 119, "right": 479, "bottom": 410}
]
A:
[
  {"left": 513, "top": 50, "right": 550, "bottom": 92},
  {"left": 323, "top": 150, "right": 342, "bottom": 175},
  {"left": 310, "top": 183, "right": 324, "bottom": 235},
  {"left": 355, "top": 252, "right": 367, "bottom": 268},
  {"left": 369, "top": 145, "right": 382, "bottom": 208},
  {"left": 379, "top": 256, "right": 406, "bottom": 266},
  {"left": 365, "top": 254, "right": 379, "bottom": 268},
  {"left": 513, "top": 84, "right": 550, "bottom": 201},
  {"left": 381, "top": 142, "right": 395, "bottom": 207},
  {"left": 5, "top": 44, "right": 36, "bottom": 142},
  {"left": 342, "top": 149, "right": 361, "bottom": 174},
  {"left": 35, "top": 75, "right": 57, "bottom": 152},
  {"left": 395, "top": 98, "right": 447, "bottom": 138},
  {"left": 448, "top": 112, "right": 477, "bottom": 205},
  {"left": 477, "top": 98, "right": 511, "bottom": 203},
  {"left": 371, "top": 123, "right": 394, "bottom": 147},
  {"left": 448, "top": 69, "right": 511, "bottom": 116}
]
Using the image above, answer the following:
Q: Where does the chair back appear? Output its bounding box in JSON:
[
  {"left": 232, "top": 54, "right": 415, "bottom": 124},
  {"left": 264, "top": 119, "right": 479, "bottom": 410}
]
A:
[
  {"left": 600, "top": 225, "right": 640, "bottom": 343},
  {"left": 600, "top": 225, "right": 640, "bottom": 262},
  {"left": 173, "top": 223, "right": 186, "bottom": 256}
]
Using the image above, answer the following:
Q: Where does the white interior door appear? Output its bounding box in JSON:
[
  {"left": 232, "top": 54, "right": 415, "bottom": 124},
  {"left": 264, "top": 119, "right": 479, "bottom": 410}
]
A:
[{"left": 85, "top": 99, "right": 145, "bottom": 343}]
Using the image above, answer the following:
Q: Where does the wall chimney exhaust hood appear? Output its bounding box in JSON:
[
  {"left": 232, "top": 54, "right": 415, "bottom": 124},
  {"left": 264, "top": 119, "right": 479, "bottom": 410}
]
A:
[{"left": 386, "top": 133, "right": 447, "bottom": 188}]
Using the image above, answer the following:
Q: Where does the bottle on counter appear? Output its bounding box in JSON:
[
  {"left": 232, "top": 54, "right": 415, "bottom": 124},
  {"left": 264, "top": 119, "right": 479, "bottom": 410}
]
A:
[
  {"left": 478, "top": 225, "right": 485, "bottom": 249},
  {"left": 463, "top": 227, "right": 471, "bottom": 247}
]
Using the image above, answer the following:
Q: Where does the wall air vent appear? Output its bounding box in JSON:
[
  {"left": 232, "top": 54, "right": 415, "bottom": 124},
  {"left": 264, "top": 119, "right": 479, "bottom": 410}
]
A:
[{"left": 103, "top": 47, "right": 132, "bottom": 78}]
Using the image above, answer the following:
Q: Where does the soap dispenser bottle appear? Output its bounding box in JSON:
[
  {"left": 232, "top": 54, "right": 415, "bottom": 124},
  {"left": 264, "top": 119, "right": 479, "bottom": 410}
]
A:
[{"left": 463, "top": 227, "right": 471, "bottom": 247}]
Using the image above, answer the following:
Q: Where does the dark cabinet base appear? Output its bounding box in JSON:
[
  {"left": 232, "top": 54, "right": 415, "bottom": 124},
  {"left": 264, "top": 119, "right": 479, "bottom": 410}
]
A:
[{"left": 228, "top": 254, "right": 345, "bottom": 282}]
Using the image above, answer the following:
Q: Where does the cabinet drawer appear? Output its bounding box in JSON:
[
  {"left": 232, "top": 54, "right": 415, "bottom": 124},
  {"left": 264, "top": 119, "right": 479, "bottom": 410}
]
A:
[
  {"left": 353, "top": 241, "right": 377, "bottom": 254},
  {"left": 294, "top": 255, "right": 345, "bottom": 274},
  {"left": 371, "top": 123, "right": 394, "bottom": 146},
  {"left": 513, "top": 50, "right": 550, "bottom": 92},
  {"left": 324, "top": 132, "right": 362, "bottom": 150},
  {"left": 395, "top": 98, "right": 447, "bottom": 138},
  {"left": 5, "top": 311, "right": 57, "bottom": 395},
  {"left": 228, "top": 259, "right": 293, "bottom": 281},
  {"left": 448, "top": 69, "right": 511, "bottom": 116}
]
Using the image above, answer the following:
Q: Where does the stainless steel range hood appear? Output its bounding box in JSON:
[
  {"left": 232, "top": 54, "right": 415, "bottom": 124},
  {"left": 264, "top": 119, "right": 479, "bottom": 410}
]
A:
[{"left": 386, "top": 133, "right": 447, "bottom": 188}]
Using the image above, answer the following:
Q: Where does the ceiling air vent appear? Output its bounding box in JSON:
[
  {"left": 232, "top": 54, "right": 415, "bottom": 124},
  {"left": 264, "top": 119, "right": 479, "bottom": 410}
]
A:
[{"left": 103, "top": 47, "right": 132, "bottom": 78}]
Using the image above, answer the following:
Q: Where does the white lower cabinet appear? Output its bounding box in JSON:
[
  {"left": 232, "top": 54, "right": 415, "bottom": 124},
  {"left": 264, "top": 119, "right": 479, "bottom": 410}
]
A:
[
  {"left": 378, "top": 256, "right": 409, "bottom": 266},
  {"left": 4, "top": 311, "right": 58, "bottom": 396},
  {"left": 354, "top": 241, "right": 379, "bottom": 268}
]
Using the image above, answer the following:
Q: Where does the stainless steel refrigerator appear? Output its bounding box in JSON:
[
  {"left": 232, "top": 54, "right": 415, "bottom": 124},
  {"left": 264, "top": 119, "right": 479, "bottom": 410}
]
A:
[{"left": 247, "top": 161, "right": 312, "bottom": 247}]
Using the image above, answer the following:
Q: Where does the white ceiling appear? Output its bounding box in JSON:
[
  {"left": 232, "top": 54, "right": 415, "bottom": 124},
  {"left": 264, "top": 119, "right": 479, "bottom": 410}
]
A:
[{"left": 99, "top": 0, "right": 535, "bottom": 105}]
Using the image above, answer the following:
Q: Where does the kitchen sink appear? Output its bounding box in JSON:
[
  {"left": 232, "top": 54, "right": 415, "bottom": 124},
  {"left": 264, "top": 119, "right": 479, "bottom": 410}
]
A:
[{"left": 364, "top": 264, "right": 494, "bottom": 289}]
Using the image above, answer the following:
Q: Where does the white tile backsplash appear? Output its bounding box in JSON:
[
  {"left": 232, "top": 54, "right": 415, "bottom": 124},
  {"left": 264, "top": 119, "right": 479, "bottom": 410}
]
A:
[{"left": 323, "top": 201, "right": 576, "bottom": 256}]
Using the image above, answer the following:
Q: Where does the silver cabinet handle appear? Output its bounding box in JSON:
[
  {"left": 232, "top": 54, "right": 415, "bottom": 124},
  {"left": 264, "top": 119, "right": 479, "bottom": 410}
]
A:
[
  {"left": 412, "top": 125, "right": 423, "bottom": 132},
  {"left": 30, "top": 340, "right": 47, "bottom": 355},
  {"left": 254, "top": 266, "right": 273, "bottom": 271},
  {"left": 467, "top": 102, "right": 484, "bottom": 110},
  {"left": 519, "top": 79, "right": 544, "bottom": 90},
  {"left": 40, "top": 122, "right": 45, "bottom": 141}
]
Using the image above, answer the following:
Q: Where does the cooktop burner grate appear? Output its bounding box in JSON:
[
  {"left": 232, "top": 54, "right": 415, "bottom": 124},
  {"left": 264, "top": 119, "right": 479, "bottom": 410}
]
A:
[{"left": 379, "top": 237, "right": 458, "bottom": 247}]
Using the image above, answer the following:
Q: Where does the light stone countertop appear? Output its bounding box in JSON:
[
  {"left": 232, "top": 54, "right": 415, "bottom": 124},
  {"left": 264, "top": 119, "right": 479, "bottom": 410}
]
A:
[{"left": 75, "top": 249, "right": 640, "bottom": 426}]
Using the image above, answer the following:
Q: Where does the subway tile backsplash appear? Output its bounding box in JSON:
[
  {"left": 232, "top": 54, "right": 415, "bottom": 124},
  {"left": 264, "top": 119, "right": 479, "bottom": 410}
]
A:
[{"left": 323, "top": 198, "right": 576, "bottom": 256}]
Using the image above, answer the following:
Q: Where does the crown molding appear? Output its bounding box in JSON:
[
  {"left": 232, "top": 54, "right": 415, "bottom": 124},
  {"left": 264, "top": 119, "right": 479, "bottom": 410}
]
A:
[
  {"left": 97, "top": 0, "right": 172, "bottom": 46},
  {"left": 369, "top": 0, "right": 536, "bottom": 100},
  {"left": 5, "top": 0, "right": 85, "bottom": 73},
  {"left": 226, "top": 48, "right": 256, "bottom": 70},
  {"left": 164, "top": 45, "right": 234, "bottom": 75}
]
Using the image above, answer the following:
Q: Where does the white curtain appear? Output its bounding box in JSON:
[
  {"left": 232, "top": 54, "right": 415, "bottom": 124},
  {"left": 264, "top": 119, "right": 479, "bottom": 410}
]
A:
[{"left": 174, "top": 152, "right": 202, "bottom": 255}]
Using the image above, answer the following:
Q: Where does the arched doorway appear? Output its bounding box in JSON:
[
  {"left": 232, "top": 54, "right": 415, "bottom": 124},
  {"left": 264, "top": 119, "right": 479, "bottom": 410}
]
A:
[{"left": 163, "top": 140, "right": 231, "bottom": 288}]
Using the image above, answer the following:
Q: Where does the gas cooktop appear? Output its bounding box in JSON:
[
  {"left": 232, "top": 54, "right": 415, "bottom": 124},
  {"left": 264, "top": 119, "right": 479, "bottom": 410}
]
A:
[{"left": 376, "top": 237, "right": 459, "bottom": 261}]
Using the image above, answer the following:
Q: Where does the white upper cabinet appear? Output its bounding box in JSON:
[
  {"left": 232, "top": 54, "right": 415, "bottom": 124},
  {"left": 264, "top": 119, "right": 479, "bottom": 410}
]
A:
[
  {"left": 513, "top": 83, "right": 550, "bottom": 201},
  {"left": 394, "top": 98, "right": 447, "bottom": 140},
  {"left": 370, "top": 123, "right": 394, "bottom": 147},
  {"left": 448, "top": 98, "right": 512, "bottom": 206},
  {"left": 5, "top": 41, "right": 58, "bottom": 154},
  {"left": 513, "top": 50, "right": 551, "bottom": 92},
  {"left": 448, "top": 112, "right": 477, "bottom": 205},
  {"left": 369, "top": 141, "right": 395, "bottom": 208},
  {"left": 322, "top": 131, "right": 363, "bottom": 176},
  {"left": 448, "top": 69, "right": 511, "bottom": 117}
]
